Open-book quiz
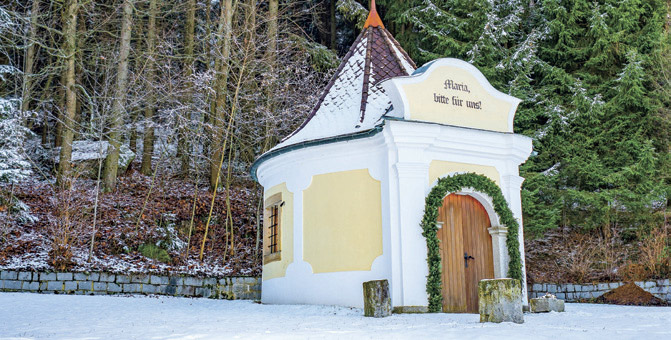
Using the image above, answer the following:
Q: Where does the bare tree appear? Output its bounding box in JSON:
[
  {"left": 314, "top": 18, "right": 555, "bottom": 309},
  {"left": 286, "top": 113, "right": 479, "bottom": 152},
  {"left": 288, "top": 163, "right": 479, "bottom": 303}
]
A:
[
  {"left": 209, "top": 0, "right": 234, "bottom": 191},
  {"left": 102, "top": 0, "right": 134, "bottom": 191},
  {"left": 56, "top": 0, "right": 78, "bottom": 188},
  {"left": 140, "top": 0, "right": 157, "bottom": 175}
]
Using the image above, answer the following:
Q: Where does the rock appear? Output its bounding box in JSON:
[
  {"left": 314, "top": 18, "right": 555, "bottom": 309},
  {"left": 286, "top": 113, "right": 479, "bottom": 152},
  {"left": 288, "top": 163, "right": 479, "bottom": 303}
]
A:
[
  {"left": 530, "top": 294, "right": 565, "bottom": 313},
  {"left": 54, "top": 141, "right": 135, "bottom": 179},
  {"left": 478, "top": 278, "right": 524, "bottom": 324},
  {"left": 363, "top": 279, "right": 391, "bottom": 317}
]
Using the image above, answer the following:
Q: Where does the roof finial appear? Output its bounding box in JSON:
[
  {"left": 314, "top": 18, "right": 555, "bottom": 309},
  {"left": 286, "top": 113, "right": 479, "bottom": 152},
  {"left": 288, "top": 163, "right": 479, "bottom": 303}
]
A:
[{"left": 363, "top": 0, "right": 384, "bottom": 28}]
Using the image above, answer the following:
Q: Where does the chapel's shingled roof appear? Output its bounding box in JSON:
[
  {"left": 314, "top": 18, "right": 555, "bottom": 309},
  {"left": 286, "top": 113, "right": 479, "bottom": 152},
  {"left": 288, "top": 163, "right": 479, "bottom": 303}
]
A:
[{"left": 271, "top": 0, "right": 416, "bottom": 150}]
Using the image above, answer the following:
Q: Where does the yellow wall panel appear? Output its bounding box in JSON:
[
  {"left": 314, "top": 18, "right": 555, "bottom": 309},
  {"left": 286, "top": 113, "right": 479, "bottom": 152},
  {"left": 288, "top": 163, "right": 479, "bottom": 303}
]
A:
[
  {"left": 402, "top": 66, "right": 512, "bottom": 132},
  {"left": 429, "top": 160, "right": 500, "bottom": 186},
  {"left": 303, "top": 169, "right": 383, "bottom": 273}
]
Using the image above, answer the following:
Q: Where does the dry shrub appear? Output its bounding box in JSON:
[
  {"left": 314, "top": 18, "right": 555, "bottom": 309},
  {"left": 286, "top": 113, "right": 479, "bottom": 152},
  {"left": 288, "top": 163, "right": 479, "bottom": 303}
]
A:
[
  {"left": 638, "top": 226, "right": 670, "bottom": 278},
  {"left": 48, "top": 180, "right": 86, "bottom": 270},
  {"left": 564, "top": 233, "right": 597, "bottom": 283},
  {"left": 620, "top": 262, "right": 649, "bottom": 282}
]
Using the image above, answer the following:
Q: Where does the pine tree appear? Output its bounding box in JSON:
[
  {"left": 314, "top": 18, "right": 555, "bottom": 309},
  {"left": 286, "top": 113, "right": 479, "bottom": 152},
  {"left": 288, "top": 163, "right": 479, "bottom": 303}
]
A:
[{"left": 381, "top": 0, "right": 671, "bottom": 234}]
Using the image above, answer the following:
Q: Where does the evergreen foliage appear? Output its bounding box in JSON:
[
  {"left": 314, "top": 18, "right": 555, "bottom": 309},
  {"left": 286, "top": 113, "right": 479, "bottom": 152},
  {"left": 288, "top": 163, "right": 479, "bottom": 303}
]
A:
[
  {"left": 421, "top": 173, "right": 522, "bottom": 312},
  {"left": 382, "top": 0, "right": 671, "bottom": 236}
]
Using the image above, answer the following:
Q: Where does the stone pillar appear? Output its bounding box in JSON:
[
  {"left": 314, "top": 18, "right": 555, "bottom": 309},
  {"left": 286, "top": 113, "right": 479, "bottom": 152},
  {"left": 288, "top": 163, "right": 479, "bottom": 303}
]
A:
[
  {"left": 488, "top": 226, "right": 509, "bottom": 278},
  {"left": 479, "top": 278, "right": 524, "bottom": 324},
  {"left": 363, "top": 279, "right": 392, "bottom": 317}
]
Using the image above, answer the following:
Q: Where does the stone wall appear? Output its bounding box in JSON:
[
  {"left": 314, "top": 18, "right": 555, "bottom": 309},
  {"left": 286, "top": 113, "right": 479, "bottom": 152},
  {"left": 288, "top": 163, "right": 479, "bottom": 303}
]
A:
[
  {"left": 529, "top": 279, "right": 671, "bottom": 303},
  {"left": 0, "top": 270, "right": 260, "bottom": 300}
]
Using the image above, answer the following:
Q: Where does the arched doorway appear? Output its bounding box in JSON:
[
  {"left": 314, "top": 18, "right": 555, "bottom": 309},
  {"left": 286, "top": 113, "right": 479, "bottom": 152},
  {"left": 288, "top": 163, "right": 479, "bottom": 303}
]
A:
[{"left": 437, "top": 193, "right": 494, "bottom": 313}]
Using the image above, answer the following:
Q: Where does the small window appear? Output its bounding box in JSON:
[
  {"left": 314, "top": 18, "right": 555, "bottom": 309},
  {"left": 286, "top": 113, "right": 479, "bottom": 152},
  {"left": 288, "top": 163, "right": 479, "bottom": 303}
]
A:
[{"left": 264, "top": 193, "right": 283, "bottom": 263}]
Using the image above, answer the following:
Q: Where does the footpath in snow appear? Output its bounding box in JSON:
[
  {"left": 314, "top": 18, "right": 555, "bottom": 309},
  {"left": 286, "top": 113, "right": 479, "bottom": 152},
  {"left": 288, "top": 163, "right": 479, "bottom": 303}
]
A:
[{"left": 1, "top": 292, "right": 670, "bottom": 340}]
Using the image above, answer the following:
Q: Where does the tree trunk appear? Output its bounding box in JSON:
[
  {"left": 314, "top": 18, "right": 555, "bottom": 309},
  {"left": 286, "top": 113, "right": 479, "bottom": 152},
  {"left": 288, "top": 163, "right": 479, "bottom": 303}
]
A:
[
  {"left": 56, "top": 0, "right": 78, "bottom": 188},
  {"left": 129, "top": 109, "right": 138, "bottom": 155},
  {"left": 102, "top": 0, "right": 133, "bottom": 191},
  {"left": 209, "top": 0, "right": 234, "bottom": 191},
  {"left": 21, "top": 0, "right": 40, "bottom": 119},
  {"left": 330, "top": 0, "right": 337, "bottom": 51},
  {"left": 177, "top": 0, "right": 197, "bottom": 177},
  {"left": 140, "top": 0, "right": 157, "bottom": 175},
  {"left": 261, "top": 0, "right": 278, "bottom": 152}
]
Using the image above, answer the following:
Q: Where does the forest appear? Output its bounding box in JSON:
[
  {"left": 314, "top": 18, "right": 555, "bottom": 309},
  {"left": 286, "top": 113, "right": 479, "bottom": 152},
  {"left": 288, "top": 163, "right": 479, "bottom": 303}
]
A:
[{"left": 0, "top": 0, "right": 670, "bottom": 283}]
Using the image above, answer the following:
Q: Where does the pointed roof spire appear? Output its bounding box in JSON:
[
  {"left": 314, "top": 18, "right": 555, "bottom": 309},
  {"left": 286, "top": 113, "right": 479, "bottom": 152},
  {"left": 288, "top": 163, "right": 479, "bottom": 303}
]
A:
[
  {"left": 364, "top": 0, "right": 384, "bottom": 28},
  {"left": 265, "top": 1, "right": 416, "bottom": 152}
]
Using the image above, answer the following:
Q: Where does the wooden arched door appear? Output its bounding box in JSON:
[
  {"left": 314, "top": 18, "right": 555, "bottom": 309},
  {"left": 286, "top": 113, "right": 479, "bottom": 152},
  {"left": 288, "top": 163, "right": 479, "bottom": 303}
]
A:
[{"left": 437, "top": 194, "right": 494, "bottom": 313}]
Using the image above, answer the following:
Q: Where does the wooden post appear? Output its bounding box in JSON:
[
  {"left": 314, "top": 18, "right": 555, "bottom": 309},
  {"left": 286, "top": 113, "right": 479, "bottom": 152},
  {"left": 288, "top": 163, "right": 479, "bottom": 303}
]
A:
[{"left": 363, "top": 279, "right": 391, "bottom": 317}]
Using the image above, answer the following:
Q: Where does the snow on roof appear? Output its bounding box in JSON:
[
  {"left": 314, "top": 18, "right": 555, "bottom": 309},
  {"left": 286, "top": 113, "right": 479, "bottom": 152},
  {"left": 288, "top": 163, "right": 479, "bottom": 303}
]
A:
[{"left": 270, "top": 5, "right": 416, "bottom": 151}]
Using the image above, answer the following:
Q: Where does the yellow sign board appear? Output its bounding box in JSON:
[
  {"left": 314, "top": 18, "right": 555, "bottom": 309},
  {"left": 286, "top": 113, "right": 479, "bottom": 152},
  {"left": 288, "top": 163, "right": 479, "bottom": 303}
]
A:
[{"left": 381, "top": 58, "right": 520, "bottom": 133}]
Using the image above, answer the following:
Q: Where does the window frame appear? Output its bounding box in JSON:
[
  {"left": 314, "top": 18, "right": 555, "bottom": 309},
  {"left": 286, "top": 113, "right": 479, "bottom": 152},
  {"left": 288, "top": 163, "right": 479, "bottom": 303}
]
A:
[{"left": 263, "top": 193, "right": 283, "bottom": 264}]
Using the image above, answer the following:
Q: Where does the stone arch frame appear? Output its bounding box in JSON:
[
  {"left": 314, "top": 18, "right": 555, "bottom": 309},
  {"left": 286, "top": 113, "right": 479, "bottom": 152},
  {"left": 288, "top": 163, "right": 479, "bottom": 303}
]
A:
[{"left": 421, "top": 173, "right": 522, "bottom": 312}]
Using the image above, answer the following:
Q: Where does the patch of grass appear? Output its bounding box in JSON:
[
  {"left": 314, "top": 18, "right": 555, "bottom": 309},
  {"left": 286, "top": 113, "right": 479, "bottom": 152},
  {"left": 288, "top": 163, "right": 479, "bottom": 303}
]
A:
[{"left": 139, "top": 243, "right": 171, "bottom": 263}]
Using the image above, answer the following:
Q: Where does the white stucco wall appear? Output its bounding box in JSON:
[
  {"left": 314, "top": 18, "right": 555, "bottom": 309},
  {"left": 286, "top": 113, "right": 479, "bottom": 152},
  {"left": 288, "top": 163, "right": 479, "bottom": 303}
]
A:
[{"left": 256, "top": 118, "right": 532, "bottom": 309}]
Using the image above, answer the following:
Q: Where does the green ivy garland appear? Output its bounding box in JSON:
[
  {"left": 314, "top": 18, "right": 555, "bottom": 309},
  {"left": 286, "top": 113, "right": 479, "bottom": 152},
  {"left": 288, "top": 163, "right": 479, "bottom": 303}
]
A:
[{"left": 421, "top": 173, "right": 523, "bottom": 312}]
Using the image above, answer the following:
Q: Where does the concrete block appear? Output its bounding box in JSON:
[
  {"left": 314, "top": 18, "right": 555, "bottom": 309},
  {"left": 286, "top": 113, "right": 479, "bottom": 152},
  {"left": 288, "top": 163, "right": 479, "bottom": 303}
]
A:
[
  {"left": 143, "top": 284, "right": 158, "bottom": 294},
  {"left": 93, "top": 282, "right": 107, "bottom": 291},
  {"left": 64, "top": 281, "right": 78, "bottom": 291},
  {"left": 89, "top": 272, "right": 100, "bottom": 281},
  {"left": 648, "top": 286, "right": 665, "bottom": 294},
  {"left": 574, "top": 285, "right": 582, "bottom": 292},
  {"left": 40, "top": 272, "right": 56, "bottom": 281},
  {"left": 99, "top": 273, "right": 115, "bottom": 282},
  {"left": 196, "top": 287, "right": 212, "bottom": 298},
  {"left": 168, "top": 277, "right": 183, "bottom": 286},
  {"left": 242, "top": 277, "right": 258, "bottom": 285},
  {"left": 108, "top": 283, "right": 122, "bottom": 293},
  {"left": 532, "top": 284, "right": 543, "bottom": 292},
  {"left": 17, "top": 272, "right": 32, "bottom": 281},
  {"left": 643, "top": 281, "right": 656, "bottom": 289},
  {"left": 74, "top": 273, "right": 88, "bottom": 280},
  {"left": 47, "top": 281, "right": 63, "bottom": 291},
  {"left": 597, "top": 283, "right": 609, "bottom": 291},
  {"left": 39, "top": 281, "right": 48, "bottom": 290},
  {"left": 218, "top": 278, "right": 231, "bottom": 285},
  {"left": 555, "top": 293, "right": 565, "bottom": 300},
  {"left": 592, "top": 291, "right": 605, "bottom": 298},
  {"left": 1, "top": 271, "right": 18, "bottom": 280},
  {"left": 184, "top": 277, "right": 203, "bottom": 287},
  {"left": 363, "top": 279, "right": 392, "bottom": 318},
  {"left": 478, "top": 279, "right": 524, "bottom": 324},
  {"left": 131, "top": 274, "right": 149, "bottom": 284},
  {"left": 116, "top": 275, "right": 130, "bottom": 284},
  {"left": 546, "top": 284, "right": 557, "bottom": 293},
  {"left": 162, "top": 285, "right": 177, "bottom": 295},
  {"left": 57, "top": 272, "right": 73, "bottom": 281},
  {"left": 78, "top": 281, "right": 93, "bottom": 291},
  {"left": 609, "top": 282, "right": 621, "bottom": 289},
  {"left": 4, "top": 280, "right": 22, "bottom": 290},
  {"left": 177, "top": 285, "right": 195, "bottom": 296},
  {"left": 150, "top": 275, "right": 168, "bottom": 285},
  {"left": 122, "top": 284, "right": 141, "bottom": 293},
  {"left": 203, "top": 278, "right": 217, "bottom": 286},
  {"left": 24, "top": 281, "right": 39, "bottom": 291},
  {"left": 530, "top": 297, "right": 565, "bottom": 313}
]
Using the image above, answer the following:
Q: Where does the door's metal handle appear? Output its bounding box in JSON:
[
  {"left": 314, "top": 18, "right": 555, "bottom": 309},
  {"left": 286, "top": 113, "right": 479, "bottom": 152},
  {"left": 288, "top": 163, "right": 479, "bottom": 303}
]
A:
[{"left": 464, "top": 252, "right": 475, "bottom": 267}]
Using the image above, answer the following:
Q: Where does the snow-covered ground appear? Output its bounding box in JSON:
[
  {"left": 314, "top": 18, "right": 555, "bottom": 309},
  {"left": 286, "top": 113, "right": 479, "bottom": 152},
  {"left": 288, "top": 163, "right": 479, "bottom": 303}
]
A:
[{"left": 1, "top": 293, "right": 670, "bottom": 340}]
